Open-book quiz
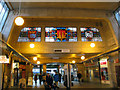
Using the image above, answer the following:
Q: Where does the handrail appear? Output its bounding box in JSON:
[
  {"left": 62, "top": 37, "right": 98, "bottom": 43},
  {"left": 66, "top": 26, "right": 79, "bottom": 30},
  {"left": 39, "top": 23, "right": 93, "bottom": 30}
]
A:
[
  {"left": 0, "top": 39, "right": 34, "bottom": 65},
  {"left": 83, "top": 46, "right": 120, "bottom": 63}
]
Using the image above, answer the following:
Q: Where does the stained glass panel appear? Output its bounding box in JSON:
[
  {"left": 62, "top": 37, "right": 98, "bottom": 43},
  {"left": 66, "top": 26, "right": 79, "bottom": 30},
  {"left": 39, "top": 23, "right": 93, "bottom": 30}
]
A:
[
  {"left": 18, "top": 27, "right": 41, "bottom": 42},
  {"left": 81, "top": 27, "right": 102, "bottom": 41},
  {"left": 45, "top": 27, "right": 77, "bottom": 42}
]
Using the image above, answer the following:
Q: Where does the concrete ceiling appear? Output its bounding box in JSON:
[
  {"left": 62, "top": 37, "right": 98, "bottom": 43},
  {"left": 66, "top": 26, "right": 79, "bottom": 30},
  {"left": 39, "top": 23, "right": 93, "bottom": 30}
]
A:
[
  {"left": 23, "top": 53, "right": 99, "bottom": 64},
  {"left": 7, "top": 17, "right": 117, "bottom": 64},
  {"left": 9, "top": 2, "right": 119, "bottom": 11}
]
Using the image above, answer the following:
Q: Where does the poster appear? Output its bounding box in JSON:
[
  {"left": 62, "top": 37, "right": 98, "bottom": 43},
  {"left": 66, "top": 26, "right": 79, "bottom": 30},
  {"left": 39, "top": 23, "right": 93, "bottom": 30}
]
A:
[
  {"left": 101, "top": 68, "right": 109, "bottom": 80},
  {"left": 28, "top": 77, "right": 33, "bottom": 86},
  {"left": 100, "top": 57, "right": 110, "bottom": 84},
  {"left": 0, "top": 55, "right": 9, "bottom": 63}
]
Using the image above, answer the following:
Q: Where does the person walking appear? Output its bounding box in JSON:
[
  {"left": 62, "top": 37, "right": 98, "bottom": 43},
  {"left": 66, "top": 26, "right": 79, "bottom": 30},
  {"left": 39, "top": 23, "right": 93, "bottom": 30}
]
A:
[
  {"left": 39, "top": 73, "right": 42, "bottom": 85},
  {"left": 77, "top": 72, "right": 82, "bottom": 84},
  {"left": 53, "top": 72, "right": 59, "bottom": 88}
]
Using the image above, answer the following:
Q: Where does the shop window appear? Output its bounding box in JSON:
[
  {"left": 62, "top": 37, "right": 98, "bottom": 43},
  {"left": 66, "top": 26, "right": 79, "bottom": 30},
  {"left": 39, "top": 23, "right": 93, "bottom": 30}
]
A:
[
  {"left": 45, "top": 27, "right": 77, "bottom": 42},
  {"left": 0, "top": 0, "right": 9, "bottom": 32},
  {"left": 114, "top": 7, "right": 120, "bottom": 26},
  {"left": 80, "top": 27, "right": 102, "bottom": 41},
  {"left": 18, "top": 27, "right": 41, "bottom": 42}
]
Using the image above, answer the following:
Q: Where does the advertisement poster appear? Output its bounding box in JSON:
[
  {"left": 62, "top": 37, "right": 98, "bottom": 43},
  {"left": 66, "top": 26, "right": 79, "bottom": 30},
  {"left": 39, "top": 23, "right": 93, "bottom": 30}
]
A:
[
  {"left": 0, "top": 55, "right": 9, "bottom": 63},
  {"left": 100, "top": 57, "right": 110, "bottom": 84},
  {"left": 28, "top": 77, "right": 33, "bottom": 86},
  {"left": 101, "top": 68, "right": 109, "bottom": 80}
]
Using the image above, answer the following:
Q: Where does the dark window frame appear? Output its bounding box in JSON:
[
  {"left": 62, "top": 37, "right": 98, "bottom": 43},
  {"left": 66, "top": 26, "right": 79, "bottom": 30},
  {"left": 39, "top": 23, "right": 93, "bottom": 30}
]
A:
[
  {"left": 113, "top": 6, "right": 120, "bottom": 27},
  {"left": 0, "top": 0, "right": 10, "bottom": 32}
]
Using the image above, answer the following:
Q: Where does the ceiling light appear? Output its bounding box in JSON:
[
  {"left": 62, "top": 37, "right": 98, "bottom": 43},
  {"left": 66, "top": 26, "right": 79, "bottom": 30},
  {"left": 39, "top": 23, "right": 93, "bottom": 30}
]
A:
[
  {"left": 33, "top": 57, "right": 37, "bottom": 61},
  {"left": 15, "top": 17, "right": 24, "bottom": 26},
  {"left": 37, "top": 61, "right": 40, "bottom": 64},
  {"left": 72, "top": 60, "right": 75, "bottom": 63},
  {"left": 90, "top": 43, "right": 95, "bottom": 48},
  {"left": 72, "top": 54, "right": 76, "bottom": 57},
  {"left": 81, "top": 56, "right": 85, "bottom": 60},
  {"left": 15, "top": 1, "right": 24, "bottom": 26},
  {"left": 37, "top": 54, "right": 41, "bottom": 57},
  {"left": 30, "top": 44, "right": 34, "bottom": 48}
]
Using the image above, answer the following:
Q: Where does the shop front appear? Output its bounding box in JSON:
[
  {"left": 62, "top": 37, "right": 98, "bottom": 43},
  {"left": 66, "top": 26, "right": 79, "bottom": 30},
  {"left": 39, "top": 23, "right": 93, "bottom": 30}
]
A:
[{"left": 85, "top": 62, "right": 100, "bottom": 83}]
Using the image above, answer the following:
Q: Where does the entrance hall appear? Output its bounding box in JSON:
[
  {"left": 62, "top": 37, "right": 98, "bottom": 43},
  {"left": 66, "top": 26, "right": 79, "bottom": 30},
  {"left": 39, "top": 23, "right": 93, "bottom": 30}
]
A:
[{"left": 0, "top": 1, "right": 120, "bottom": 89}]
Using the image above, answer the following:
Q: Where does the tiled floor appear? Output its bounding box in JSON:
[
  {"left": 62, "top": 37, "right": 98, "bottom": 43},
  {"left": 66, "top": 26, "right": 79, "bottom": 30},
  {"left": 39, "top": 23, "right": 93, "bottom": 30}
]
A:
[{"left": 32, "top": 80, "right": 112, "bottom": 88}]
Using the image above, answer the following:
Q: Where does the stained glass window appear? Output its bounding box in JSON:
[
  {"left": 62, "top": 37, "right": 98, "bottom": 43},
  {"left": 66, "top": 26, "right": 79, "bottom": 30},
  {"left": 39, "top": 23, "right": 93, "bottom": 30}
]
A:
[
  {"left": 18, "top": 27, "right": 41, "bottom": 42},
  {"left": 45, "top": 27, "right": 77, "bottom": 42},
  {"left": 81, "top": 27, "right": 102, "bottom": 41}
]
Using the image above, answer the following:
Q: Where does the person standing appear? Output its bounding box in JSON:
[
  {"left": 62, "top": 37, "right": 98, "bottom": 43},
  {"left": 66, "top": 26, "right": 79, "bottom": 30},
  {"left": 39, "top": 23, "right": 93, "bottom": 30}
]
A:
[
  {"left": 39, "top": 73, "right": 42, "bottom": 85},
  {"left": 59, "top": 73, "right": 62, "bottom": 83},
  {"left": 46, "top": 73, "right": 53, "bottom": 88},
  {"left": 34, "top": 74, "right": 38, "bottom": 85},
  {"left": 53, "top": 72, "right": 59, "bottom": 88},
  {"left": 77, "top": 72, "right": 82, "bottom": 84},
  {"left": 42, "top": 73, "right": 46, "bottom": 83}
]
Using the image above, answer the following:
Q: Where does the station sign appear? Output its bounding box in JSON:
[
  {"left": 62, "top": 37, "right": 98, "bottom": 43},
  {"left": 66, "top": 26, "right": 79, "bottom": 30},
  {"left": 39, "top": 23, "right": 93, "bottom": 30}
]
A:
[{"left": 0, "top": 55, "right": 9, "bottom": 63}]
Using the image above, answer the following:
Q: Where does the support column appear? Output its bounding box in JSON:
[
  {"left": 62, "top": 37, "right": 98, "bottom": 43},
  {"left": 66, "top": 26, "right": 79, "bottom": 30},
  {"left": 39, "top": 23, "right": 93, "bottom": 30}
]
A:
[
  {"left": 118, "top": 22, "right": 120, "bottom": 63},
  {"left": 108, "top": 57, "right": 117, "bottom": 87},
  {"left": 77, "top": 64, "right": 85, "bottom": 80},
  {"left": 67, "top": 64, "right": 71, "bottom": 90},
  {"left": 43, "top": 64, "right": 46, "bottom": 74},
  {"left": 40, "top": 65, "right": 42, "bottom": 74},
  {"left": 0, "top": 32, "right": 2, "bottom": 89},
  {"left": 0, "top": 64, "right": 2, "bottom": 90},
  {"left": 26, "top": 63, "right": 33, "bottom": 84}
]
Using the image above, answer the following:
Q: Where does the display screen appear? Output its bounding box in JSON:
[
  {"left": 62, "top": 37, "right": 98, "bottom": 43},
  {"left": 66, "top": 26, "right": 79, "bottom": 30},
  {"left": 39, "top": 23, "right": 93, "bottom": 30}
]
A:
[
  {"left": 18, "top": 27, "right": 41, "bottom": 42},
  {"left": 45, "top": 27, "right": 77, "bottom": 42},
  {"left": 81, "top": 27, "right": 102, "bottom": 41}
]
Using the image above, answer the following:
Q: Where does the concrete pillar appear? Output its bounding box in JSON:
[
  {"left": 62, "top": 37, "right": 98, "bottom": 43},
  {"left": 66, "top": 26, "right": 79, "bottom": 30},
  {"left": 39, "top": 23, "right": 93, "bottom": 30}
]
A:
[
  {"left": 118, "top": 22, "right": 120, "bottom": 63},
  {"left": 40, "top": 65, "right": 42, "bottom": 74},
  {"left": 43, "top": 64, "right": 46, "bottom": 74},
  {"left": 0, "top": 33, "right": 2, "bottom": 89},
  {"left": 77, "top": 64, "right": 85, "bottom": 80},
  {"left": 26, "top": 63, "right": 33, "bottom": 84},
  {"left": 108, "top": 57, "right": 117, "bottom": 87}
]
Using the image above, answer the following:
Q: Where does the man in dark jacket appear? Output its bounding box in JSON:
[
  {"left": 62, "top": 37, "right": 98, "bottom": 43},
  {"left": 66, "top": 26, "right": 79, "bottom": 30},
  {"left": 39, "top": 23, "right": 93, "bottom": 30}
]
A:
[
  {"left": 46, "top": 73, "right": 53, "bottom": 87},
  {"left": 59, "top": 73, "right": 62, "bottom": 83},
  {"left": 39, "top": 73, "right": 42, "bottom": 85},
  {"left": 77, "top": 72, "right": 82, "bottom": 83},
  {"left": 34, "top": 74, "right": 38, "bottom": 85}
]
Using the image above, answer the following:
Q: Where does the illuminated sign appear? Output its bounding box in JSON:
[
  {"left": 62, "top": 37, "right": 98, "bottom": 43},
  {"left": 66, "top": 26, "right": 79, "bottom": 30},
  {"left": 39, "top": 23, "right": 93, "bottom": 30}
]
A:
[
  {"left": 100, "top": 58, "right": 108, "bottom": 68},
  {"left": 100, "top": 57, "right": 110, "bottom": 84},
  {"left": 13, "top": 63, "right": 19, "bottom": 68},
  {"left": 0, "top": 55, "right": 9, "bottom": 63}
]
